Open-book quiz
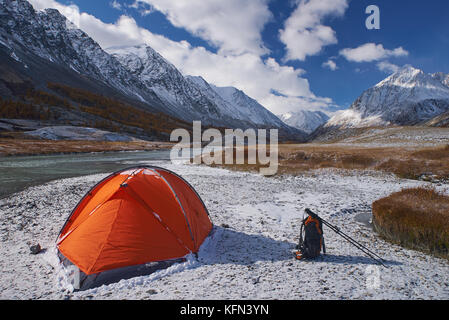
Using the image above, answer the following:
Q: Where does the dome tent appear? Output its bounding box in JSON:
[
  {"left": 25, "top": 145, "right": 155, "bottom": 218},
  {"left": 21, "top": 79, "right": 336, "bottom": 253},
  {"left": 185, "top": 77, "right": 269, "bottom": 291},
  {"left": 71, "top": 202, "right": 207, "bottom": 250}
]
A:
[{"left": 56, "top": 166, "right": 213, "bottom": 290}]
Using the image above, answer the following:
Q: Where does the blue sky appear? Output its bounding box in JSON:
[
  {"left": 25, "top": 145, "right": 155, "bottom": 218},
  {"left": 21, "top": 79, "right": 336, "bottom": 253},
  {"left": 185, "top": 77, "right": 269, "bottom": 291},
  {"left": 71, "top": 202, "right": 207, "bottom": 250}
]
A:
[{"left": 29, "top": 0, "right": 449, "bottom": 115}]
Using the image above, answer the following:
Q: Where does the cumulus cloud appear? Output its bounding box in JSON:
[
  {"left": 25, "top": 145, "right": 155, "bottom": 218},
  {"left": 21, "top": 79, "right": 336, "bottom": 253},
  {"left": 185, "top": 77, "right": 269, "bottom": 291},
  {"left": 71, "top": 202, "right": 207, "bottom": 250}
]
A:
[
  {"left": 279, "top": 0, "right": 348, "bottom": 61},
  {"left": 340, "top": 43, "right": 408, "bottom": 63},
  {"left": 28, "top": 0, "right": 336, "bottom": 115},
  {"left": 322, "top": 59, "right": 338, "bottom": 71},
  {"left": 134, "top": 0, "right": 272, "bottom": 55},
  {"left": 377, "top": 61, "right": 400, "bottom": 74},
  {"left": 29, "top": 0, "right": 82, "bottom": 26}
]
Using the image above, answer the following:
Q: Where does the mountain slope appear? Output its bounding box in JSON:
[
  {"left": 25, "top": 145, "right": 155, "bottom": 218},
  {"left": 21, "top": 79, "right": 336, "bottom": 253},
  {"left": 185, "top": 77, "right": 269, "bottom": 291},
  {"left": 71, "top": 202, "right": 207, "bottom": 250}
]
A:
[
  {"left": 325, "top": 66, "right": 449, "bottom": 129},
  {"left": 107, "top": 45, "right": 222, "bottom": 124},
  {"left": 211, "top": 85, "right": 288, "bottom": 128},
  {"left": 1, "top": 0, "right": 303, "bottom": 140},
  {"left": 0, "top": 0, "right": 165, "bottom": 109},
  {"left": 278, "top": 110, "right": 329, "bottom": 134},
  {"left": 188, "top": 75, "right": 291, "bottom": 128},
  {"left": 108, "top": 45, "right": 296, "bottom": 131}
]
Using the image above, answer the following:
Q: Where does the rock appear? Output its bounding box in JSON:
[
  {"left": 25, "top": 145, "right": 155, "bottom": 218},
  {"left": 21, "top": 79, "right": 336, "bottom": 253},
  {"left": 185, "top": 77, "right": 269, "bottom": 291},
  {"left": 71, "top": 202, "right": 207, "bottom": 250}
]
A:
[{"left": 30, "top": 243, "right": 42, "bottom": 255}]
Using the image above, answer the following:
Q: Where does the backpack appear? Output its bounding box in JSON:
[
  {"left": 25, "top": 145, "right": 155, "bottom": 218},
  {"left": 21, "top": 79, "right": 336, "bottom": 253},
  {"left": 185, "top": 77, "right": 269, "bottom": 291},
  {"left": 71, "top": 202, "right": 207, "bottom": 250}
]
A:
[{"left": 295, "top": 213, "right": 325, "bottom": 260}]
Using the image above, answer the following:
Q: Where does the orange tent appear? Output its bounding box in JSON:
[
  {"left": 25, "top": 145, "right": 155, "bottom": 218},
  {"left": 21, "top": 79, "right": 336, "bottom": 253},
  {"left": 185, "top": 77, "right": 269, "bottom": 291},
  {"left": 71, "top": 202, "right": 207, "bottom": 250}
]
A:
[{"left": 57, "top": 166, "right": 212, "bottom": 279}]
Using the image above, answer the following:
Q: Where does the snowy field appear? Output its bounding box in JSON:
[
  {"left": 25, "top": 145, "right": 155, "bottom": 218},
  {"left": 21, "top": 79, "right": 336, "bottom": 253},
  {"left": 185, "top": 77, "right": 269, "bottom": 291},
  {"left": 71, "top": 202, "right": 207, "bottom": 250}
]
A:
[
  {"left": 333, "top": 126, "right": 449, "bottom": 147},
  {"left": 0, "top": 161, "right": 448, "bottom": 300}
]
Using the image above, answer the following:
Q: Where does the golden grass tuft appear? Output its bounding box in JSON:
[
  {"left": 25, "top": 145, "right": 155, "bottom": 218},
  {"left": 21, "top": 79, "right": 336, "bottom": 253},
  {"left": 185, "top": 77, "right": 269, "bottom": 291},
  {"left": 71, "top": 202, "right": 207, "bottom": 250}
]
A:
[{"left": 372, "top": 187, "right": 449, "bottom": 259}]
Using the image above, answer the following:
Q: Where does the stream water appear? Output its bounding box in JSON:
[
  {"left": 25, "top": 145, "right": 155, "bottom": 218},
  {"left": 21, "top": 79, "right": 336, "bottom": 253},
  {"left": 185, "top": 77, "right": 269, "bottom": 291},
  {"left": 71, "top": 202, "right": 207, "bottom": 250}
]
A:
[{"left": 0, "top": 150, "right": 172, "bottom": 199}]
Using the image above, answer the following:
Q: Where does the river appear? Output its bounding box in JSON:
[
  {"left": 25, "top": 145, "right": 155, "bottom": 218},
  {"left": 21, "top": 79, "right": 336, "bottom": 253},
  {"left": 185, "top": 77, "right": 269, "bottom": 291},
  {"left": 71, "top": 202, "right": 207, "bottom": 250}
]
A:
[{"left": 0, "top": 150, "right": 172, "bottom": 199}]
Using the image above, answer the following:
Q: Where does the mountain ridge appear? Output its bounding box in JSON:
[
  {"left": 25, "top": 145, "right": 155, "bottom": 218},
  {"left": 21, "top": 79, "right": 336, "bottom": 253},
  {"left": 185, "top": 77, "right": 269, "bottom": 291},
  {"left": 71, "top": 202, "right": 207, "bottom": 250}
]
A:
[
  {"left": 278, "top": 110, "right": 329, "bottom": 134},
  {"left": 108, "top": 44, "right": 296, "bottom": 132},
  {"left": 325, "top": 65, "right": 449, "bottom": 129},
  {"left": 0, "top": 0, "right": 305, "bottom": 141}
]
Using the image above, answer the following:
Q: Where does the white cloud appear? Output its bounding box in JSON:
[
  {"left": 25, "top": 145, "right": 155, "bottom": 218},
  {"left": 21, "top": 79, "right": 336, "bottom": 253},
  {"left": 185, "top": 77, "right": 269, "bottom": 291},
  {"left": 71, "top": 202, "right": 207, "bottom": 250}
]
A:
[
  {"left": 340, "top": 43, "right": 408, "bottom": 62},
  {"left": 138, "top": 8, "right": 153, "bottom": 16},
  {"left": 127, "top": 1, "right": 153, "bottom": 16},
  {"left": 27, "top": 0, "right": 336, "bottom": 115},
  {"left": 128, "top": 1, "right": 140, "bottom": 9},
  {"left": 377, "top": 61, "right": 400, "bottom": 74},
  {"left": 29, "top": 0, "right": 82, "bottom": 26},
  {"left": 134, "top": 0, "right": 273, "bottom": 55},
  {"left": 322, "top": 59, "right": 338, "bottom": 71},
  {"left": 279, "top": 0, "right": 348, "bottom": 61},
  {"left": 262, "top": 94, "right": 335, "bottom": 116},
  {"left": 110, "top": 1, "right": 122, "bottom": 11}
]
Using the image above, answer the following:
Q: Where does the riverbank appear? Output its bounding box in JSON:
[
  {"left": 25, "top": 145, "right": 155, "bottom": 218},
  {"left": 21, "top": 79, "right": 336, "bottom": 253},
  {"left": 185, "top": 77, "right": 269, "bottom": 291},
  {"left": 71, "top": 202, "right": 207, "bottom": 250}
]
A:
[
  {"left": 0, "top": 138, "right": 173, "bottom": 157},
  {"left": 1, "top": 161, "right": 448, "bottom": 299}
]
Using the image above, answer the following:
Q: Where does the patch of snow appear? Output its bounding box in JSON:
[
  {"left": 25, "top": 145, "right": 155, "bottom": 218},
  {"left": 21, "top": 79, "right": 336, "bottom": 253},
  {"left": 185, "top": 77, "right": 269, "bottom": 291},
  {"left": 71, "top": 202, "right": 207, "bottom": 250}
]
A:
[
  {"left": 0, "top": 37, "right": 11, "bottom": 49},
  {"left": 10, "top": 50, "right": 20, "bottom": 62},
  {"left": 24, "top": 126, "right": 138, "bottom": 142},
  {"left": 326, "top": 109, "right": 389, "bottom": 128},
  {"left": 279, "top": 110, "right": 329, "bottom": 133}
]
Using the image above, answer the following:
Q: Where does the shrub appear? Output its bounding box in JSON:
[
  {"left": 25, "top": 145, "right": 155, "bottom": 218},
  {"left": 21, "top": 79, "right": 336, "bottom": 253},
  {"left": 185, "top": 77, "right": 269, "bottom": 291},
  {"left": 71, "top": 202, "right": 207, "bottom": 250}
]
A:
[{"left": 372, "top": 187, "right": 449, "bottom": 259}]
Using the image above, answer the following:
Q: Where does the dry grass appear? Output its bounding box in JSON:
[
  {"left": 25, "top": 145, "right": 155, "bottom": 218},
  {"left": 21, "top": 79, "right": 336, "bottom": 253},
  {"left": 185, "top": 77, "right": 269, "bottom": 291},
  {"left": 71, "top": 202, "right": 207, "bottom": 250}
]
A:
[
  {"left": 200, "top": 146, "right": 276, "bottom": 176},
  {"left": 0, "top": 138, "right": 172, "bottom": 156},
  {"left": 411, "top": 144, "right": 449, "bottom": 160},
  {"left": 372, "top": 187, "right": 449, "bottom": 259},
  {"left": 210, "top": 144, "right": 449, "bottom": 181}
]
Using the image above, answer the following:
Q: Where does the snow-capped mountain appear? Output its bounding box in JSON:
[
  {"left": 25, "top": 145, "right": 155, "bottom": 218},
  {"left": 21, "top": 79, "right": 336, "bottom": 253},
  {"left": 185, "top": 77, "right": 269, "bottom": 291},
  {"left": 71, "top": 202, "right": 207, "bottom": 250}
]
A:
[
  {"left": 109, "top": 45, "right": 292, "bottom": 129},
  {"left": 325, "top": 65, "right": 449, "bottom": 128},
  {"left": 431, "top": 72, "right": 449, "bottom": 88},
  {"left": 107, "top": 45, "right": 222, "bottom": 123},
  {"left": 0, "top": 0, "right": 303, "bottom": 138},
  {"left": 187, "top": 75, "right": 288, "bottom": 128},
  {"left": 0, "top": 0, "right": 164, "bottom": 107},
  {"left": 278, "top": 110, "right": 329, "bottom": 134},
  {"left": 212, "top": 85, "right": 289, "bottom": 128}
]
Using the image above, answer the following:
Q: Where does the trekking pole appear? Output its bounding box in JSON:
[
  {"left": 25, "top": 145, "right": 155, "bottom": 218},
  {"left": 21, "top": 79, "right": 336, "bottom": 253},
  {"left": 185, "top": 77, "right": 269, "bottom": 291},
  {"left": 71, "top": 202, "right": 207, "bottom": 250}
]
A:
[
  {"left": 305, "top": 209, "right": 384, "bottom": 260},
  {"left": 321, "top": 219, "right": 387, "bottom": 267},
  {"left": 305, "top": 209, "right": 388, "bottom": 267},
  {"left": 322, "top": 219, "right": 386, "bottom": 262}
]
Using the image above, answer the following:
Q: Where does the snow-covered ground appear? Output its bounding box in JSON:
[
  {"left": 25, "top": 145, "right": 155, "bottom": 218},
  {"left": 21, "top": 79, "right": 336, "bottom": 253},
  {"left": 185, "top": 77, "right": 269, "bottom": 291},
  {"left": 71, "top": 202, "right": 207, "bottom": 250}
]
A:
[
  {"left": 24, "top": 126, "right": 139, "bottom": 142},
  {"left": 333, "top": 127, "right": 449, "bottom": 147},
  {"left": 0, "top": 162, "right": 448, "bottom": 300}
]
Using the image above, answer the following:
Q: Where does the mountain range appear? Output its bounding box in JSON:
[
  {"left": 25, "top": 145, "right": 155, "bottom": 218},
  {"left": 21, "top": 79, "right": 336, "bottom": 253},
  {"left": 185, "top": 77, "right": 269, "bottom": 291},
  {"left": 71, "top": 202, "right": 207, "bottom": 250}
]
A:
[
  {"left": 107, "top": 45, "right": 289, "bottom": 129},
  {"left": 308, "top": 65, "right": 449, "bottom": 141},
  {"left": 0, "top": 0, "right": 304, "bottom": 141},
  {"left": 325, "top": 65, "right": 449, "bottom": 129},
  {"left": 1, "top": 0, "right": 448, "bottom": 143}
]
